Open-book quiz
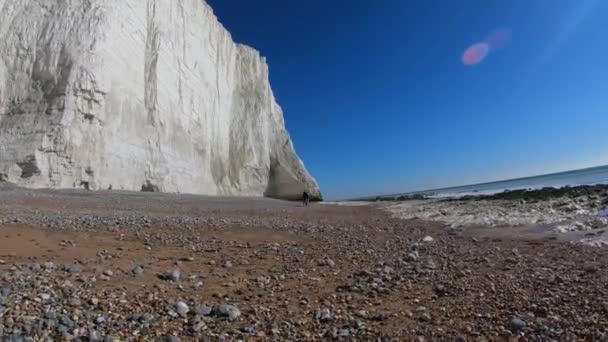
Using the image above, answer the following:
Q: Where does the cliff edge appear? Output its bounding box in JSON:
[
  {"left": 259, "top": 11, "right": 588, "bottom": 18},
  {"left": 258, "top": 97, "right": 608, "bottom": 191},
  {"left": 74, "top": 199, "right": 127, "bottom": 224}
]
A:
[{"left": 0, "top": 0, "right": 320, "bottom": 200}]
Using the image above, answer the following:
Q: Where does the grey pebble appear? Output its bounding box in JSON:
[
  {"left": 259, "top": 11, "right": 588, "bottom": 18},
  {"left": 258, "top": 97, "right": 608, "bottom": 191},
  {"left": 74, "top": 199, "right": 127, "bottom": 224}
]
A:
[
  {"left": 214, "top": 304, "right": 241, "bottom": 320},
  {"left": 317, "top": 308, "right": 332, "bottom": 323},
  {"left": 511, "top": 317, "right": 526, "bottom": 331},
  {"left": 64, "top": 263, "right": 79, "bottom": 274},
  {"left": 131, "top": 265, "right": 144, "bottom": 276},
  {"left": 175, "top": 301, "right": 189, "bottom": 316}
]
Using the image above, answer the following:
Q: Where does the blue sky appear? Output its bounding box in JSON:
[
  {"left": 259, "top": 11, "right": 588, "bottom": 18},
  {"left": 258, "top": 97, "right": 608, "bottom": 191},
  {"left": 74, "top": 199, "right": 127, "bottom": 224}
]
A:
[{"left": 207, "top": 0, "right": 608, "bottom": 200}]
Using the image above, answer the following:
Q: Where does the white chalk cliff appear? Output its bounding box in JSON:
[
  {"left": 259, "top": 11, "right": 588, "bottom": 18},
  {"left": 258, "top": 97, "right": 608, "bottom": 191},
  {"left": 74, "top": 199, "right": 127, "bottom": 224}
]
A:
[{"left": 0, "top": 0, "right": 320, "bottom": 199}]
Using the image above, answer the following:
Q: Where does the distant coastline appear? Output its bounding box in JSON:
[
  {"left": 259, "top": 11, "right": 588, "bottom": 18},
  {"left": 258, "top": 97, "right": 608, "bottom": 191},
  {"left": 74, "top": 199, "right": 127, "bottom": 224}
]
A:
[{"left": 355, "top": 164, "right": 608, "bottom": 201}]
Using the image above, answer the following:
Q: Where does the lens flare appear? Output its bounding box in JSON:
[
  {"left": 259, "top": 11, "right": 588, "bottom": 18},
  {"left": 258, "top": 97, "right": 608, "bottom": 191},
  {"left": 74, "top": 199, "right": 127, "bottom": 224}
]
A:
[{"left": 461, "top": 43, "right": 489, "bottom": 66}]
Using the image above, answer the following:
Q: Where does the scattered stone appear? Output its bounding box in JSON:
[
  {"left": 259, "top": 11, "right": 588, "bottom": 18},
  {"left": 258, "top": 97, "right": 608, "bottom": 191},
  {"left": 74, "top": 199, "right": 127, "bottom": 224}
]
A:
[
  {"left": 422, "top": 236, "right": 434, "bottom": 243},
  {"left": 160, "top": 269, "right": 181, "bottom": 282},
  {"left": 214, "top": 304, "right": 241, "bottom": 320},
  {"left": 434, "top": 284, "right": 449, "bottom": 296},
  {"left": 318, "top": 257, "right": 336, "bottom": 267},
  {"left": 511, "top": 317, "right": 526, "bottom": 331},
  {"left": 317, "top": 308, "right": 332, "bottom": 323},
  {"left": 175, "top": 302, "right": 189, "bottom": 316},
  {"left": 63, "top": 263, "right": 79, "bottom": 274},
  {"left": 132, "top": 265, "right": 144, "bottom": 276}
]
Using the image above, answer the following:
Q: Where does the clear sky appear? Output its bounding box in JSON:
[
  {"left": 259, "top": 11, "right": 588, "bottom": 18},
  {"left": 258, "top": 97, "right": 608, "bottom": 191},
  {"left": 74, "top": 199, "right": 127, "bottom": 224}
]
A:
[{"left": 207, "top": 0, "right": 608, "bottom": 200}]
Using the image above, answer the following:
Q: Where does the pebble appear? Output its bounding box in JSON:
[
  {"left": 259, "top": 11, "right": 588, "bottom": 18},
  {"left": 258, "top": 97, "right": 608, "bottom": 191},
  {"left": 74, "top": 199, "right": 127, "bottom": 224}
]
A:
[
  {"left": 132, "top": 265, "right": 144, "bottom": 276},
  {"left": 317, "top": 308, "right": 332, "bottom": 323},
  {"left": 318, "top": 257, "right": 336, "bottom": 267},
  {"left": 422, "top": 236, "right": 434, "bottom": 243},
  {"left": 64, "top": 263, "right": 79, "bottom": 274},
  {"left": 89, "top": 330, "right": 101, "bottom": 341},
  {"left": 511, "top": 317, "right": 526, "bottom": 331},
  {"left": 214, "top": 304, "right": 241, "bottom": 320},
  {"left": 175, "top": 302, "right": 189, "bottom": 316},
  {"left": 163, "top": 269, "right": 181, "bottom": 282},
  {"left": 406, "top": 251, "right": 420, "bottom": 262}
]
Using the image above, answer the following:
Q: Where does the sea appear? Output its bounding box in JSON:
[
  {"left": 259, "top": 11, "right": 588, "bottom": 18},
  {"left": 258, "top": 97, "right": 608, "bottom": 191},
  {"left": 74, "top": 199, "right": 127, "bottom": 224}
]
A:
[{"left": 386, "top": 164, "right": 608, "bottom": 200}]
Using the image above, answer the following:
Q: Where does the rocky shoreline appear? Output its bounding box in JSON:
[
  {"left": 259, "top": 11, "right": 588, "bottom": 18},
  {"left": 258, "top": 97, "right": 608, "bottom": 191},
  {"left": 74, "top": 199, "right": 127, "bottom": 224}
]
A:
[
  {"left": 1, "top": 186, "right": 608, "bottom": 340},
  {"left": 385, "top": 185, "right": 608, "bottom": 247}
]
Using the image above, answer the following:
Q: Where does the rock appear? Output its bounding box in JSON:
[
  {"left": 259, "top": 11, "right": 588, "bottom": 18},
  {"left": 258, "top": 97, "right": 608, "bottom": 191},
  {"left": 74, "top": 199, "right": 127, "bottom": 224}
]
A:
[
  {"left": 223, "top": 261, "right": 233, "bottom": 268},
  {"left": 89, "top": 330, "right": 101, "bottom": 342},
  {"left": 317, "top": 308, "right": 332, "bottom": 323},
  {"left": 422, "top": 236, "right": 434, "bottom": 243},
  {"left": 318, "top": 258, "right": 336, "bottom": 267},
  {"left": 64, "top": 264, "right": 79, "bottom": 274},
  {"left": 103, "top": 270, "right": 113, "bottom": 277},
  {"left": 161, "top": 269, "right": 181, "bottom": 282},
  {"left": 240, "top": 324, "right": 257, "bottom": 334},
  {"left": 510, "top": 317, "right": 526, "bottom": 331},
  {"left": 434, "top": 284, "right": 449, "bottom": 296},
  {"left": 175, "top": 302, "right": 189, "bottom": 316},
  {"left": 406, "top": 251, "right": 419, "bottom": 262},
  {"left": 131, "top": 265, "right": 144, "bottom": 276},
  {"left": 0, "top": 0, "right": 320, "bottom": 200},
  {"left": 419, "top": 312, "right": 432, "bottom": 322},
  {"left": 214, "top": 304, "right": 241, "bottom": 320}
]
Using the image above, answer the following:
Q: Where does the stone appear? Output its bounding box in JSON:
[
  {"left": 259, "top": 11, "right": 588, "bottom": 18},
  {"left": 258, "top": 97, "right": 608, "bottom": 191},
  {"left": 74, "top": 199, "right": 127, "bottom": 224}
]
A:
[
  {"left": 406, "top": 251, "right": 419, "bottom": 262},
  {"left": 0, "top": 0, "right": 320, "bottom": 200},
  {"left": 175, "top": 302, "right": 189, "bottom": 316},
  {"left": 162, "top": 269, "right": 180, "bottom": 282},
  {"left": 64, "top": 264, "right": 79, "bottom": 274},
  {"left": 214, "top": 304, "right": 241, "bottom": 320},
  {"left": 89, "top": 330, "right": 101, "bottom": 342},
  {"left": 132, "top": 265, "right": 144, "bottom": 276},
  {"left": 318, "top": 258, "right": 336, "bottom": 267},
  {"left": 317, "top": 308, "right": 332, "bottom": 323},
  {"left": 422, "top": 236, "right": 434, "bottom": 243},
  {"left": 511, "top": 317, "right": 526, "bottom": 331}
]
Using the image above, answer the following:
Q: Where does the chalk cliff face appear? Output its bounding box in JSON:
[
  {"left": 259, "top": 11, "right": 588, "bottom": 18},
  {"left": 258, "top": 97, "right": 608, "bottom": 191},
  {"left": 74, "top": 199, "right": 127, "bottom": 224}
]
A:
[{"left": 0, "top": 0, "right": 320, "bottom": 199}]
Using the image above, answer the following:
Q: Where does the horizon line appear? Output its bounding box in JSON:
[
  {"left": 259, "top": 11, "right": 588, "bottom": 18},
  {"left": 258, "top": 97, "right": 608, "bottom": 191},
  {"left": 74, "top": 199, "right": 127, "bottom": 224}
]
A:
[{"left": 347, "top": 163, "right": 608, "bottom": 201}]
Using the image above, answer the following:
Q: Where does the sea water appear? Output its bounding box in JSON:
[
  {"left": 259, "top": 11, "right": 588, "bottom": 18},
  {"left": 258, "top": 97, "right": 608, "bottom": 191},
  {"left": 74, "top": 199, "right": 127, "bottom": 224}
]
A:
[{"left": 406, "top": 165, "right": 608, "bottom": 199}]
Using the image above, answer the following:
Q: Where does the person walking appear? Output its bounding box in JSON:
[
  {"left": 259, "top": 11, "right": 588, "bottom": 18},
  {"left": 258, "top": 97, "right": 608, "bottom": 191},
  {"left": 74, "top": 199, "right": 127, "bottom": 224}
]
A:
[{"left": 302, "top": 191, "right": 310, "bottom": 207}]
